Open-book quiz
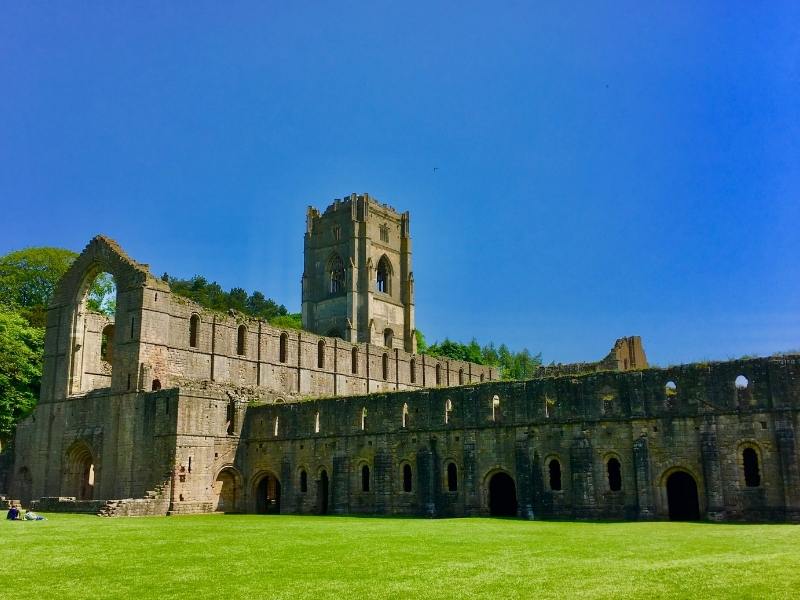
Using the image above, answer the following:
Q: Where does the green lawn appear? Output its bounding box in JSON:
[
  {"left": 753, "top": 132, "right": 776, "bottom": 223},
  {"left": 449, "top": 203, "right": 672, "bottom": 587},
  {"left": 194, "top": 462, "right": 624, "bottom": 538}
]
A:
[{"left": 3, "top": 514, "right": 799, "bottom": 599}]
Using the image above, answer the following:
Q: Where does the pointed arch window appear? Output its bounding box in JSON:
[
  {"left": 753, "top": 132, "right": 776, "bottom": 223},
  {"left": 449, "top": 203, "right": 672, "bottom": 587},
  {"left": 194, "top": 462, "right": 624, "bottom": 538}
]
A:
[
  {"left": 447, "top": 462, "right": 458, "bottom": 492},
  {"left": 458, "top": 368, "right": 464, "bottom": 385},
  {"left": 362, "top": 465, "right": 370, "bottom": 492},
  {"left": 361, "top": 407, "right": 367, "bottom": 431},
  {"left": 328, "top": 254, "right": 345, "bottom": 295},
  {"left": 317, "top": 340, "right": 325, "bottom": 368},
  {"left": 314, "top": 411, "right": 320, "bottom": 434},
  {"left": 410, "top": 358, "right": 416, "bottom": 383},
  {"left": 402, "top": 403, "right": 409, "bottom": 428},
  {"left": 376, "top": 256, "right": 391, "bottom": 294},
  {"left": 491, "top": 395, "right": 500, "bottom": 421}
]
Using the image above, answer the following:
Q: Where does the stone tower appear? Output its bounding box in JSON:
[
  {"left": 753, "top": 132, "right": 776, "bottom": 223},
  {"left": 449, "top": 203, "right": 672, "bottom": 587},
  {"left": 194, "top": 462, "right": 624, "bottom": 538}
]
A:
[{"left": 302, "top": 193, "right": 416, "bottom": 353}]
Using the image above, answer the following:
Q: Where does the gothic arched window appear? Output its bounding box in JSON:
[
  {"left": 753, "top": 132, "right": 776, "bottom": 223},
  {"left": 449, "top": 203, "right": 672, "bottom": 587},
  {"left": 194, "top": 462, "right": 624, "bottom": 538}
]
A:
[
  {"left": 376, "top": 256, "right": 391, "bottom": 294},
  {"left": 328, "top": 254, "right": 344, "bottom": 295}
]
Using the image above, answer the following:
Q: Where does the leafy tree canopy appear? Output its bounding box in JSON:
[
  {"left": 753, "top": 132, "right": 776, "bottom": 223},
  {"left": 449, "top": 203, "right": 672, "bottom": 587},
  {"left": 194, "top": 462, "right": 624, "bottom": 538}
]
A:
[
  {"left": 0, "top": 305, "right": 43, "bottom": 444},
  {"left": 420, "top": 332, "right": 542, "bottom": 381},
  {"left": 162, "top": 273, "right": 291, "bottom": 324}
]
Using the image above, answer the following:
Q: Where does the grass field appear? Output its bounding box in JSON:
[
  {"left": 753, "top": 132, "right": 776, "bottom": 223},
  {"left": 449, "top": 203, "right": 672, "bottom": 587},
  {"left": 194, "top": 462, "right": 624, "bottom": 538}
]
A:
[{"left": 3, "top": 514, "right": 799, "bottom": 599}]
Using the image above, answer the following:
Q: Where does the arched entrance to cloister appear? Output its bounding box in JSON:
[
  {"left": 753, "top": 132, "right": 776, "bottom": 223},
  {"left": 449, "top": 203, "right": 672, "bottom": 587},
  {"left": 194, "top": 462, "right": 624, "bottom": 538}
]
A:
[
  {"left": 213, "top": 467, "right": 242, "bottom": 513},
  {"left": 254, "top": 472, "right": 281, "bottom": 514},
  {"left": 666, "top": 470, "right": 701, "bottom": 521},
  {"left": 487, "top": 470, "right": 518, "bottom": 517},
  {"left": 63, "top": 442, "right": 96, "bottom": 500}
]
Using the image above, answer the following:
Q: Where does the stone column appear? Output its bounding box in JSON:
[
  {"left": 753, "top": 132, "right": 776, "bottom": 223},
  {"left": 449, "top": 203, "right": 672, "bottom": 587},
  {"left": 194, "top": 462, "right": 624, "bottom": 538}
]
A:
[
  {"left": 700, "top": 424, "right": 726, "bottom": 521},
  {"left": 373, "top": 447, "right": 393, "bottom": 515},
  {"left": 515, "top": 439, "right": 534, "bottom": 519},
  {"left": 570, "top": 432, "right": 597, "bottom": 519},
  {"left": 331, "top": 454, "right": 350, "bottom": 514},
  {"left": 776, "top": 423, "right": 800, "bottom": 522},
  {"left": 632, "top": 434, "right": 655, "bottom": 519},
  {"left": 416, "top": 443, "right": 436, "bottom": 517}
]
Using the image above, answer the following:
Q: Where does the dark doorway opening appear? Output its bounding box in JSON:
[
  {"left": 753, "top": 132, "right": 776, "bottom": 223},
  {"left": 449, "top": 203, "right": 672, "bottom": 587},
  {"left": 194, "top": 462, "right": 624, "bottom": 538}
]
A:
[
  {"left": 319, "top": 470, "right": 329, "bottom": 515},
  {"left": 488, "top": 472, "right": 518, "bottom": 517},
  {"left": 666, "top": 471, "right": 700, "bottom": 521},
  {"left": 255, "top": 474, "right": 281, "bottom": 514}
]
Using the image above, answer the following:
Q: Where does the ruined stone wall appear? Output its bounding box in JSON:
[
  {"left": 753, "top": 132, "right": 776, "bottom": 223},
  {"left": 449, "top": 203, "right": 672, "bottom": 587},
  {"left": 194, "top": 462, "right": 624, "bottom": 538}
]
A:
[{"left": 227, "top": 355, "right": 800, "bottom": 522}]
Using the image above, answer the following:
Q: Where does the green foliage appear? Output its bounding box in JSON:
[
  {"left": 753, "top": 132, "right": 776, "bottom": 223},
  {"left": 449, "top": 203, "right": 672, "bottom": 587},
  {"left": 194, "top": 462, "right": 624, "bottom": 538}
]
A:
[
  {"left": 0, "top": 247, "right": 78, "bottom": 327},
  {"left": 3, "top": 515, "right": 800, "bottom": 599},
  {"left": 269, "top": 313, "right": 303, "bottom": 330},
  {"left": 162, "top": 274, "right": 289, "bottom": 321},
  {"left": 414, "top": 329, "right": 428, "bottom": 353},
  {"left": 0, "top": 305, "right": 43, "bottom": 443},
  {"left": 86, "top": 272, "right": 116, "bottom": 316},
  {"left": 420, "top": 331, "right": 542, "bottom": 380}
]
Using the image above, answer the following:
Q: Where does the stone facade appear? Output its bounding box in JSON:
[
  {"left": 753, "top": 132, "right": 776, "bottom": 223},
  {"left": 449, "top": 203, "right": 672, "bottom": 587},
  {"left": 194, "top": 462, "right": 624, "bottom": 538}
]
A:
[{"left": 4, "top": 202, "right": 800, "bottom": 522}]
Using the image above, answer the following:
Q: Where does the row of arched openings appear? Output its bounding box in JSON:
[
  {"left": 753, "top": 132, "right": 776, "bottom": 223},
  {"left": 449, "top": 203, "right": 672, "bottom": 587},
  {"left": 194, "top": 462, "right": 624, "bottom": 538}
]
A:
[{"left": 325, "top": 253, "right": 393, "bottom": 296}]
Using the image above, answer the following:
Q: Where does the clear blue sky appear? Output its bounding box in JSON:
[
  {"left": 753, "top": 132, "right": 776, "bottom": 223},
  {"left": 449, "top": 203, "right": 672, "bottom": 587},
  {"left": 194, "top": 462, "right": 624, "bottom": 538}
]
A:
[{"left": 1, "top": 2, "right": 798, "bottom": 366}]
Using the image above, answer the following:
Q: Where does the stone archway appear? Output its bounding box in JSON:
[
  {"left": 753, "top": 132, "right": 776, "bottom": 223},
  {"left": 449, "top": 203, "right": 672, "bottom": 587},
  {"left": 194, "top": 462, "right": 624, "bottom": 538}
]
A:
[
  {"left": 666, "top": 470, "right": 700, "bottom": 521},
  {"left": 64, "top": 443, "right": 95, "bottom": 500},
  {"left": 254, "top": 473, "right": 281, "bottom": 514},
  {"left": 213, "top": 467, "right": 241, "bottom": 513},
  {"left": 488, "top": 471, "right": 518, "bottom": 516}
]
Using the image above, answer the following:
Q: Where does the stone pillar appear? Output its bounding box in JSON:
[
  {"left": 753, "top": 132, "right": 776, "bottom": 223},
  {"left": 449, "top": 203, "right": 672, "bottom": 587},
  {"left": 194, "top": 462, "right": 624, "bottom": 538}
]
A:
[
  {"left": 776, "top": 423, "right": 800, "bottom": 522},
  {"left": 570, "top": 432, "right": 597, "bottom": 519},
  {"left": 280, "top": 456, "right": 292, "bottom": 515},
  {"left": 700, "top": 425, "right": 726, "bottom": 521},
  {"left": 373, "top": 447, "right": 392, "bottom": 515},
  {"left": 515, "top": 440, "right": 534, "bottom": 519},
  {"left": 416, "top": 443, "right": 436, "bottom": 517},
  {"left": 632, "top": 434, "right": 655, "bottom": 519},
  {"left": 331, "top": 454, "right": 350, "bottom": 514},
  {"left": 463, "top": 437, "right": 479, "bottom": 515}
]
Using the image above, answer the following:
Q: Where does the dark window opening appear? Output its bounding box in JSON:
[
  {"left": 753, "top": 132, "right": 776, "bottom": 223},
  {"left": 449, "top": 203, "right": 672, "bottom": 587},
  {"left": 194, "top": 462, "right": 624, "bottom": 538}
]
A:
[
  {"left": 226, "top": 399, "right": 235, "bottom": 435},
  {"left": 361, "top": 465, "right": 370, "bottom": 492},
  {"left": 351, "top": 347, "right": 358, "bottom": 374},
  {"left": 403, "top": 464, "right": 413, "bottom": 492},
  {"left": 667, "top": 471, "right": 700, "bottom": 521},
  {"left": 384, "top": 328, "right": 393, "bottom": 348},
  {"left": 300, "top": 470, "right": 308, "bottom": 493},
  {"left": 743, "top": 447, "right": 761, "bottom": 487},
  {"left": 237, "top": 325, "right": 247, "bottom": 356},
  {"left": 279, "top": 333, "right": 288, "bottom": 363},
  {"left": 189, "top": 314, "right": 200, "bottom": 348},
  {"left": 382, "top": 353, "right": 389, "bottom": 380},
  {"left": 607, "top": 458, "right": 622, "bottom": 491},
  {"left": 328, "top": 254, "right": 344, "bottom": 295},
  {"left": 101, "top": 324, "right": 115, "bottom": 363},
  {"left": 488, "top": 472, "right": 518, "bottom": 517},
  {"left": 435, "top": 364, "right": 441, "bottom": 385},
  {"left": 151, "top": 379, "right": 161, "bottom": 391},
  {"left": 130, "top": 316, "right": 135, "bottom": 340},
  {"left": 458, "top": 369, "right": 464, "bottom": 385},
  {"left": 410, "top": 358, "right": 416, "bottom": 383},
  {"left": 549, "top": 459, "right": 562, "bottom": 491},
  {"left": 447, "top": 462, "right": 458, "bottom": 492},
  {"left": 376, "top": 256, "right": 391, "bottom": 294},
  {"left": 317, "top": 340, "right": 325, "bottom": 368}
]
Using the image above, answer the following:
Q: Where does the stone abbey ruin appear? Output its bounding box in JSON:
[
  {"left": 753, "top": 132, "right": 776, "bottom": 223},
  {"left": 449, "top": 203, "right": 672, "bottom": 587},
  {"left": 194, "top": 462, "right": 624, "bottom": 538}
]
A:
[{"left": 5, "top": 193, "right": 800, "bottom": 522}]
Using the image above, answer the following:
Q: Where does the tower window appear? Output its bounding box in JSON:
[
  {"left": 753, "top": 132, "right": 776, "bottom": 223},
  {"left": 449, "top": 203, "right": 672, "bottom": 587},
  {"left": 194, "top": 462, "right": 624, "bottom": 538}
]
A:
[
  {"left": 332, "top": 225, "right": 341, "bottom": 241},
  {"left": 328, "top": 254, "right": 344, "bottom": 295},
  {"left": 376, "top": 256, "right": 391, "bottom": 294},
  {"left": 379, "top": 224, "right": 389, "bottom": 243},
  {"left": 384, "top": 328, "right": 393, "bottom": 348}
]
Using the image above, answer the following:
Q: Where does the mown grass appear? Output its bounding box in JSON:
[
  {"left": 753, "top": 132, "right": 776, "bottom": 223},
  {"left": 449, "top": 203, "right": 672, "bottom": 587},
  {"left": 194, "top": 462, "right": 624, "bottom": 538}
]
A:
[{"left": 3, "top": 514, "right": 799, "bottom": 599}]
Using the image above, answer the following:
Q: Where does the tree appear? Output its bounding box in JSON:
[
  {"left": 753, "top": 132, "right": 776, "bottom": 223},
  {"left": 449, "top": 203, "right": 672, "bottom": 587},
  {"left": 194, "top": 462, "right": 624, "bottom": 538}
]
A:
[
  {"left": 0, "top": 305, "right": 43, "bottom": 445},
  {"left": 0, "top": 247, "right": 78, "bottom": 326}
]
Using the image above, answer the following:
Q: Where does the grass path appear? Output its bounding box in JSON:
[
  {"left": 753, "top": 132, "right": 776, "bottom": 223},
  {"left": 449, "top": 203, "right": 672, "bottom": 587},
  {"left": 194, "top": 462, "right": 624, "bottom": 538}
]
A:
[{"left": 3, "top": 514, "right": 799, "bottom": 599}]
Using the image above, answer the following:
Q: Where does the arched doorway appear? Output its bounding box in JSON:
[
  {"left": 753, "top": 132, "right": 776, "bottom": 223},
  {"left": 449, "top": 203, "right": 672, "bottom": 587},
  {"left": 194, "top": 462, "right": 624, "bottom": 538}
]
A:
[
  {"left": 64, "top": 443, "right": 95, "bottom": 500},
  {"left": 318, "top": 469, "right": 329, "bottom": 515},
  {"left": 488, "top": 471, "right": 518, "bottom": 516},
  {"left": 666, "top": 471, "right": 700, "bottom": 521},
  {"left": 255, "top": 473, "right": 281, "bottom": 514},
  {"left": 213, "top": 468, "right": 240, "bottom": 512}
]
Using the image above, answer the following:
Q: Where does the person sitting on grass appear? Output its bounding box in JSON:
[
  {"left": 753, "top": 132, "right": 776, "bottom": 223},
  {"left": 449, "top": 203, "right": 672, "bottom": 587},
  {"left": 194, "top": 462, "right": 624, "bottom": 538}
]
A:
[
  {"left": 6, "top": 505, "right": 20, "bottom": 520},
  {"left": 24, "top": 510, "right": 45, "bottom": 521}
]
